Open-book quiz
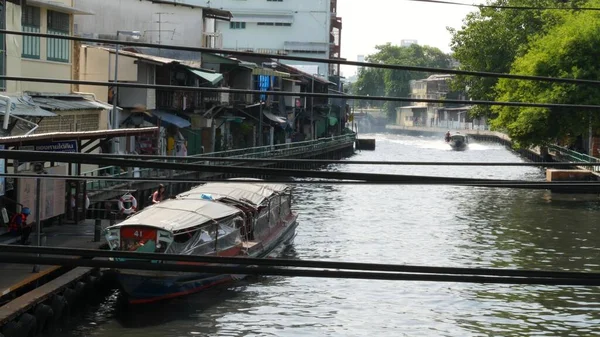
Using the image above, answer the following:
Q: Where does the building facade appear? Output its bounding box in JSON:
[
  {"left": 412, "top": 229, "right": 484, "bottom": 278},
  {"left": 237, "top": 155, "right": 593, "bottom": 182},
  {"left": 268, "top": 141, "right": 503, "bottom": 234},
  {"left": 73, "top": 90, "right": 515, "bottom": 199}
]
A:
[
  {"left": 186, "top": 0, "right": 342, "bottom": 77},
  {"left": 4, "top": 0, "right": 91, "bottom": 94},
  {"left": 73, "top": 0, "right": 231, "bottom": 60}
]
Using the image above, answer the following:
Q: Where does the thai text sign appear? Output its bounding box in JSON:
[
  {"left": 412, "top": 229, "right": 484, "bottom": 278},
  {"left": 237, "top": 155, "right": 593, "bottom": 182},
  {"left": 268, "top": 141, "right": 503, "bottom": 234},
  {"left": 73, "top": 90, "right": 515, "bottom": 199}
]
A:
[{"left": 33, "top": 140, "right": 78, "bottom": 152}]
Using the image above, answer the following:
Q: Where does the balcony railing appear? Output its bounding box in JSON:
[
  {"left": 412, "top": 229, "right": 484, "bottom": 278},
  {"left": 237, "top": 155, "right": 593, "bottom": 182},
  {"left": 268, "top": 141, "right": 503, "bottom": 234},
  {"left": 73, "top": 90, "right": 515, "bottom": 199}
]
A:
[
  {"left": 156, "top": 90, "right": 202, "bottom": 110},
  {"left": 202, "top": 32, "right": 223, "bottom": 49},
  {"left": 82, "top": 134, "right": 358, "bottom": 192}
]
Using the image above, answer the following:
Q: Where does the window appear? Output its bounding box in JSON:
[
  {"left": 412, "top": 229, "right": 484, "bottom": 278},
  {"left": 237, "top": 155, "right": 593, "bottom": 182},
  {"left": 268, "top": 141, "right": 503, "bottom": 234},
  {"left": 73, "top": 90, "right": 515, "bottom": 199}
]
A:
[
  {"left": 257, "top": 22, "right": 291, "bottom": 26},
  {"left": 47, "top": 10, "right": 70, "bottom": 62},
  {"left": 230, "top": 22, "right": 246, "bottom": 29},
  {"left": 21, "top": 5, "right": 41, "bottom": 59}
]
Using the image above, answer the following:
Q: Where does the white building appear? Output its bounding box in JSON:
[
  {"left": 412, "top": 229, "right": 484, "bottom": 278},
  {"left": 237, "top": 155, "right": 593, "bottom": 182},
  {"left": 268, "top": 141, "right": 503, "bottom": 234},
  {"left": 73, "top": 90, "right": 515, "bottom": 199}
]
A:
[
  {"left": 73, "top": 0, "right": 232, "bottom": 57},
  {"left": 401, "top": 39, "right": 418, "bottom": 47},
  {"left": 184, "top": 0, "right": 343, "bottom": 77}
]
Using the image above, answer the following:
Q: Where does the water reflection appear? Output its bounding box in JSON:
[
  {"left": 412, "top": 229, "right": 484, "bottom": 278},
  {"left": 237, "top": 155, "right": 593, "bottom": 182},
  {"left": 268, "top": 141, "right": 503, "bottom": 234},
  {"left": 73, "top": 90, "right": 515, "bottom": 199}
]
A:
[{"left": 63, "top": 133, "right": 600, "bottom": 336}]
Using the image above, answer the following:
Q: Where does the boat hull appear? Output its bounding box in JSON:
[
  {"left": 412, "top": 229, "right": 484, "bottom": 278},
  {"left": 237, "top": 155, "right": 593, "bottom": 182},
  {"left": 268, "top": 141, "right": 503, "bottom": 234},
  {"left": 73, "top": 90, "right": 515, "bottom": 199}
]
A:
[
  {"left": 116, "top": 214, "right": 299, "bottom": 304},
  {"left": 449, "top": 140, "right": 467, "bottom": 151},
  {"left": 448, "top": 135, "right": 468, "bottom": 151}
]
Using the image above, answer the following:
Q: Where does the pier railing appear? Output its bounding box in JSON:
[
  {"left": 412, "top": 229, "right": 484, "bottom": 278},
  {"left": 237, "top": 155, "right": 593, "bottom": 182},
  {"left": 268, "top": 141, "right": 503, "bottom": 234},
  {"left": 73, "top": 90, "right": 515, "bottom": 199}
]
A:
[
  {"left": 82, "top": 134, "right": 356, "bottom": 190},
  {"left": 547, "top": 144, "right": 600, "bottom": 173}
]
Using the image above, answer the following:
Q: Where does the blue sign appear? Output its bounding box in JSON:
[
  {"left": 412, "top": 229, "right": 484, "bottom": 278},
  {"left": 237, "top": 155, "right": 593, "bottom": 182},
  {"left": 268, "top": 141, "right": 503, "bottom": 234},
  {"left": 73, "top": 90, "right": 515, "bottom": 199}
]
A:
[{"left": 33, "top": 140, "right": 78, "bottom": 153}]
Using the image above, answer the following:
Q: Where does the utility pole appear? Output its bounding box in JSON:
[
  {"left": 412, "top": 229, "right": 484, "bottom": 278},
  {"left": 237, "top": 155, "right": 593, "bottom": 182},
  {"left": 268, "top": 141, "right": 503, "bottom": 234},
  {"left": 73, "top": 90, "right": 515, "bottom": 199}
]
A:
[{"left": 154, "top": 12, "right": 173, "bottom": 56}]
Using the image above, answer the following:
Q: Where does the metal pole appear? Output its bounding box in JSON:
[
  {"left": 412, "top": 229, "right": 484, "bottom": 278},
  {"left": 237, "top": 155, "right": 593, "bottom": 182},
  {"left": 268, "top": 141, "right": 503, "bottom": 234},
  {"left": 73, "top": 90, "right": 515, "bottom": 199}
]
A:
[
  {"left": 111, "top": 32, "right": 120, "bottom": 154},
  {"left": 311, "top": 77, "right": 315, "bottom": 140},
  {"left": 94, "top": 219, "right": 102, "bottom": 242},
  {"left": 32, "top": 177, "right": 41, "bottom": 273},
  {"left": 589, "top": 113, "right": 593, "bottom": 157},
  {"left": 258, "top": 101, "right": 263, "bottom": 146}
]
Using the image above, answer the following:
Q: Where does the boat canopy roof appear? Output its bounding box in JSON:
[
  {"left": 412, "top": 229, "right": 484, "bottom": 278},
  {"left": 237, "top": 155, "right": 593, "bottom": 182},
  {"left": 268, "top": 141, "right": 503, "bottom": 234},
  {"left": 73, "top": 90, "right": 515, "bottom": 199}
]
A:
[
  {"left": 111, "top": 198, "right": 242, "bottom": 232},
  {"left": 178, "top": 181, "right": 289, "bottom": 206}
]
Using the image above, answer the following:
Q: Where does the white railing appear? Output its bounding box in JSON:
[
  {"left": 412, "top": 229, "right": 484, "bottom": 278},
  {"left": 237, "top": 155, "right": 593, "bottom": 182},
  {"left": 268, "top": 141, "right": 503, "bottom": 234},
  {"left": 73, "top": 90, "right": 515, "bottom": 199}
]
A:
[{"left": 202, "top": 32, "right": 223, "bottom": 49}]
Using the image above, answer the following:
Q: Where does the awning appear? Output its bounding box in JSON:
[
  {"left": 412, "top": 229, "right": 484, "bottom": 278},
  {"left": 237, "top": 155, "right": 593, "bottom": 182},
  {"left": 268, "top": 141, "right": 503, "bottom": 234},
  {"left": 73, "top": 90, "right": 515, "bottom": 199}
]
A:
[
  {"left": 30, "top": 96, "right": 116, "bottom": 112},
  {"left": 26, "top": 0, "right": 94, "bottom": 15},
  {"left": 0, "top": 95, "right": 56, "bottom": 117},
  {"left": 262, "top": 110, "right": 286, "bottom": 124},
  {"left": 150, "top": 110, "right": 191, "bottom": 128},
  {"left": 252, "top": 68, "right": 290, "bottom": 78},
  {"left": 187, "top": 68, "right": 224, "bottom": 86}
]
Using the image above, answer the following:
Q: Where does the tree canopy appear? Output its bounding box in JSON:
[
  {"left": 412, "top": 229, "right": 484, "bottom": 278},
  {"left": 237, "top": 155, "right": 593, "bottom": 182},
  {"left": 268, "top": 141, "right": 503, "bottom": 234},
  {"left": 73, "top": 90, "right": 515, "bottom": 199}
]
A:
[
  {"left": 492, "top": 6, "right": 600, "bottom": 147},
  {"left": 354, "top": 43, "right": 452, "bottom": 119},
  {"left": 447, "top": 0, "right": 573, "bottom": 118},
  {"left": 449, "top": 0, "right": 596, "bottom": 147}
]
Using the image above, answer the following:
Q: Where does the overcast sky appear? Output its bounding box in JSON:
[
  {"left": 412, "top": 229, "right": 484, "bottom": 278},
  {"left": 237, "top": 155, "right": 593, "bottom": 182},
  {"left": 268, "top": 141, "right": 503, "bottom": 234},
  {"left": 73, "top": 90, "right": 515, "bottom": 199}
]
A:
[{"left": 338, "top": 0, "right": 485, "bottom": 77}]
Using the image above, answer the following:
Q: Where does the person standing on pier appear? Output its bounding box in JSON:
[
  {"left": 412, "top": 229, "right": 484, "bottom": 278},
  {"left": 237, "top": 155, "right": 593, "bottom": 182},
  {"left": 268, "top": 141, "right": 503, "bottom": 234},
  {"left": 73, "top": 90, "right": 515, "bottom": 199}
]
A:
[
  {"left": 152, "top": 184, "right": 166, "bottom": 204},
  {"left": 8, "top": 207, "right": 32, "bottom": 245}
]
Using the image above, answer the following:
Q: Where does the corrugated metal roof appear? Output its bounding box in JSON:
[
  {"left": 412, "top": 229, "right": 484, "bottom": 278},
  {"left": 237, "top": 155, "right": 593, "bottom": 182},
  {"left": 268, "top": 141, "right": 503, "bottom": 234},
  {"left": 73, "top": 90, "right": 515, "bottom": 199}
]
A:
[
  {"left": 114, "top": 198, "right": 242, "bottom": 232},
  {"left": 30, "top": 96, "right": 112, "bottom": 111},
  {"left": 0, "top": 127, "right": 158, "bottom": 145},
  {"left": 0, "top": 94, "right": 56, "bottom": 117},
  {"left": 187, "top": 68, "right": 224, "bottom": 85},
  {"left": 86, "top": 45, "right": 203, "bottom": 69}
]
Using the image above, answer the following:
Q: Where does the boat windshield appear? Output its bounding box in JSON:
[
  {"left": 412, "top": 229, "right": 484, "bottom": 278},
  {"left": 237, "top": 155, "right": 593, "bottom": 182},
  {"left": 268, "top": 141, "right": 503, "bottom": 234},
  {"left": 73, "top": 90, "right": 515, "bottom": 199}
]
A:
[{"left": 166, "top": 216, "right": 243, "bottom": 256}]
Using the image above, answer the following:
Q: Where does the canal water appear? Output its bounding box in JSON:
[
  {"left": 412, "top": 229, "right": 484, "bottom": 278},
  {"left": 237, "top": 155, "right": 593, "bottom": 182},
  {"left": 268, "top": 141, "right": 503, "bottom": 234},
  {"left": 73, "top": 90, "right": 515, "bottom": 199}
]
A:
[{"left": 62, "top": 133, "right": 600, "bottom": 337}]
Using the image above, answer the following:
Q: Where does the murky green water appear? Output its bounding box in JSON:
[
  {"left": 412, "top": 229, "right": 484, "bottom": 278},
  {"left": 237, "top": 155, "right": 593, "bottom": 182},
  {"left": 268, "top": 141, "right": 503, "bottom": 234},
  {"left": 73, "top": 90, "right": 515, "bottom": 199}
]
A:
[{"left": 62, "top": 133, "right": 600, "bottom": 337}]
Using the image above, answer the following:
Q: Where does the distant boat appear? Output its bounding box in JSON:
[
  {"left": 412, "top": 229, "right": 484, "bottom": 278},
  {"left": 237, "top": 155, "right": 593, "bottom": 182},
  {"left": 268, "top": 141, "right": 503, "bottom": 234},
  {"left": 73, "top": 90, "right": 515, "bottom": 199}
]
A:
[{"left": 445, "top": 133, "right": 468, "bottom": 151}]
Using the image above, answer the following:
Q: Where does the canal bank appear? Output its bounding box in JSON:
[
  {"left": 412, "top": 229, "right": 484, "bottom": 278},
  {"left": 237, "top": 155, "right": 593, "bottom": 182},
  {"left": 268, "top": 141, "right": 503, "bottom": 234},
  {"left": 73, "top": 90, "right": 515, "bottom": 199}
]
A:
[
  {"left": 0, "top": 220, "right": 116, "bottom": 337},
  {"left": 386, "top": 125, "right": 600, "bottom": 190}
]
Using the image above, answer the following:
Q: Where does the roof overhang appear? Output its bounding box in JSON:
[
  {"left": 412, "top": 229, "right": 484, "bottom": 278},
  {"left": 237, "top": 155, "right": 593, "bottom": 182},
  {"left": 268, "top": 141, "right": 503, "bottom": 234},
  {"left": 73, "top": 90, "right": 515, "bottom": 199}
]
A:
[
  {"left": 26, "top": 0, "right": 94, "bottom": 15},
  {"left": 0, "top": 94, "right": 56, "bottom": 117},
  {"left": 0, "top": 127, "right": 158, "bottom": 147},
  {"left": 186, "top": 67, "right": 224, "bottom": 86},
  {"left": 252, "top": 68, "right": 290, "bottom": 78},
  {"left": 141, "top": 1, "right": 232, "bottom": 21},
  {"left": 204, "top": 8, "right": 233, "bottom": 21}
]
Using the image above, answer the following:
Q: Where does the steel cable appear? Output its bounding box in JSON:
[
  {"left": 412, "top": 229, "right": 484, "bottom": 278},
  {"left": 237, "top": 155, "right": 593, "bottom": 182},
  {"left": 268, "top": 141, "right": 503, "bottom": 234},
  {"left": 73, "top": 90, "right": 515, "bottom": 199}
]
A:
[
  {"left": 0, "top": 29, "right": 599, "bottom": 86},
  {"left": 2, "top": 245, "right": 599, "bottom": 281},
  {"left": 0, "top": 254, "right": 597, "bottom": 286}
]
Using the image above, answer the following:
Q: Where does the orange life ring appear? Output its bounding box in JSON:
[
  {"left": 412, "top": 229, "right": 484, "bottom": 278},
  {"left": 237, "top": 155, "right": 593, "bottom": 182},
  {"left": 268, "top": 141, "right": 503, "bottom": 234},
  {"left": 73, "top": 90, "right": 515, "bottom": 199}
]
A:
[{"left": 118, "top": 194, "right": 138, "bottom": 215}]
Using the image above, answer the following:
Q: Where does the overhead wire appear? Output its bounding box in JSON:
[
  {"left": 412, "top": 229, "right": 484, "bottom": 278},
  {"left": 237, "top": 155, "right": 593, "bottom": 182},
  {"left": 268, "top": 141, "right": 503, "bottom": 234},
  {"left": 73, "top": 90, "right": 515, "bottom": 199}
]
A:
[
  {"left": 2, "top": 75, "right": 599, "bottom": 109},
  {"left": 404, "top": 0, "right": 600, "bottom": 11},
  {"left": 1, "top": 150, "right": 599, "bottom": 191},
  {"left": 0, "top": 149, "right": 564, "bottom": 184},
  {"left": 50, "top": 151, "right": 600, "bottom": 167},
  {"left": 0, "top": 254, "right": 598, "bottom": 286},
  {"left": 4, "top": 172, "right": 600, "bottom": 191},
  {"left": 0, "top": 29, "right": 599, "bottom": 86},
  {"left": 2, "top": 245, "right": 599, "bottom": 281}
]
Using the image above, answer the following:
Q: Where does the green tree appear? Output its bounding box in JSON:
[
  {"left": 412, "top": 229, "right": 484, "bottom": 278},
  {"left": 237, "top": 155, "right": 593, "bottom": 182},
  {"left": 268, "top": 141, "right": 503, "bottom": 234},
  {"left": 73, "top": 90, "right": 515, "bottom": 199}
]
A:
[
  {"left": 492, "top": 5, "right": 600, "bottom": 147},
  {"left": 448, "top": 0, "right": 582, "bottom": 118},
  {"left": 355, "top": 43, "right": 452, "bottom": 119}
]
